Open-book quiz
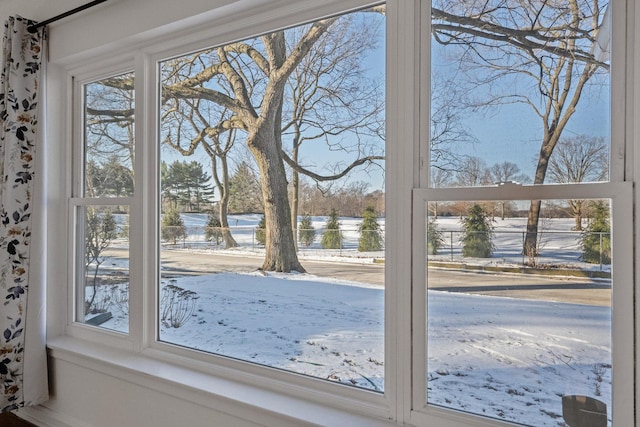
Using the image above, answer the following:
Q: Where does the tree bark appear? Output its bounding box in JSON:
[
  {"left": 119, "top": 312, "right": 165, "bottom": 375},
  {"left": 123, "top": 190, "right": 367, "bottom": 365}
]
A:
[
  {"left": 249, "top": 129, "right": 305, "bottom": 272},
  {"left": 202, "top": 140, "right": 238, "bottom": 248}
]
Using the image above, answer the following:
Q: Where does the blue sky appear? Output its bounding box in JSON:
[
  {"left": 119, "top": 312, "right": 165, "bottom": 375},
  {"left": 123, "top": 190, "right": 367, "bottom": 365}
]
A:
[
  {"left": 458, "top": 92, "right": 610, "bottom": 180},
  {"left": 161, "top": 6, "right": 610, "bottom": 196},
  {"left": 430, "top": 17, "right": 611, "bottom": 183}
]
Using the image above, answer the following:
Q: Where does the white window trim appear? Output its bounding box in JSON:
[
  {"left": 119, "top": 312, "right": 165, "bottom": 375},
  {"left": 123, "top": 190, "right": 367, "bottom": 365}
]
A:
[
  {"left": 410, "top": 183, "right": 635, "bottom": 426},
  {"left": 407, "top": 0, "right": 636, "bottom": 423},
  {"left": 63, "top": 0, "right": 399, "bottom": 425},
  {"left": 67, "top": 59, "right": 138, "bottom": 352}
]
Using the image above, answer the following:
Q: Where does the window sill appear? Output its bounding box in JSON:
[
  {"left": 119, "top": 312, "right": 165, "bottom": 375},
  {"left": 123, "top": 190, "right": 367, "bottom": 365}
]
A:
[{"left": 47, "top": 336, "right": 395, "bottom": 427}]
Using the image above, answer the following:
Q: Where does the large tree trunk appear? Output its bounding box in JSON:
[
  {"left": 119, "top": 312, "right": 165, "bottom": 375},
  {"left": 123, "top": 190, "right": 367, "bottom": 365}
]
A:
[
  {"left": 249, "top": 130, "right": 305, "bottom": 272},
  {"left": 218, "top": 157, "right": 238, "bottom": 248},
  {"left": 523, "top": 141, "right": 554, "bottom": 258},
  {"left": 524, "top": 200, "right": 542, "bottom": 261}
]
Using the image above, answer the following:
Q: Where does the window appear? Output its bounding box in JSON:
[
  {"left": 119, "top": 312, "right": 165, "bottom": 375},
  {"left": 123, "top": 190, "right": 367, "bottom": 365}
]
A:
[
  {"left": 65, "top": 0, "right": 635, "bottom": 425},
  {"left": 71, "top": 6, "right": 387, "bottom": 391},
  {"left": 73, "top": 71, "right": 134, "bottom": 334},
  {"left": 155, "top": 7, "right": 386, "bottom": 389},
  {"left": 413, "top": 186, "right": 633, "bottom": 426},
  {"left": 413, "top": 0, "right": 633, "bottom": 426}
]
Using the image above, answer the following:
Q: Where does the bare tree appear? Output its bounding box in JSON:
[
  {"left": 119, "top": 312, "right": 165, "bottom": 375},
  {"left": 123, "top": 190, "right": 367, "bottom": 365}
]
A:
[
  {"left": 547, "top": 135, "right": 608, "bottom": 230},
  {"left": 489, "top": 161, "right": 529, "bottom": 186},
  {"left": 489, "top": 161, "right": 529, "bottom": 219},
  {"left": 161, "top": 94, "right": 239, "bottom": 248},
  {"left": 430, "top": 71, "right": 476, "bottom": 172},
  {"left": 432, "top": 0, "right": 609, "bottom": 256},
  {"left": 429, "top": 168, "right": 453, "bottom": 218},
  {"left": 85, "top": 73, "right": 135, "bottom": 197},
  {"left": 84, "top": 207, "right": 118, "bottom": 315},
  {"left": 455, "top": 156, "right": 491, "bottom": 187},
  {"left": 282, "top": 14, "right": 385, "bottom": 245},
  {"left": 161, "top": 8, "right": 386, "bottom": 272}
]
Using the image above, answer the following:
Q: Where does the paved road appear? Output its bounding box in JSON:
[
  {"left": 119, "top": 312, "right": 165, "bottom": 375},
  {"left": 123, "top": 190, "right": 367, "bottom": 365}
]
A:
[
  {"left": 161, "top": 250, "right": 389, "bottom": 287},
  {"left": 105, "top": 248, "right": 611, "bottom": 306},
  {"left": 426, "top": 267, "right": 610, "bottom": 307}
]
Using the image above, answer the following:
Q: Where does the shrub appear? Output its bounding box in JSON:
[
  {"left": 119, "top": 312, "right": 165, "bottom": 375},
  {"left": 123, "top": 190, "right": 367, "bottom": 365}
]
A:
[
  {"left": 321, "top": 209, "right": 343, "bottom": 249},
  {"left": 358, "top": 206, "right": 383, "bottom": 251},
  {"left": 581, "top": 201, "right": 611, "bottom": 264},
  {"left": 427, "top": 218, "right": 445, "bottom": 255},
  {"left": 161, "top": 208, "right": 187, "bottom": 244},
  {"left": 84, "top": 207, "right": 119, "bottom": 314},
  {"left": 160, "top": 280, "right": 199, "bottom": 328},
  {"left": 255, "top": 215, "right": 266, "bottom": 246},
  {"left": 298, "top": 214, "right": 316, "bottom": 247},
  {"left": 205, "top": 213, "right": 223, "bottom": 245},
  {"left": 460, "top": 204, "right": 494, "bottom": 258}
]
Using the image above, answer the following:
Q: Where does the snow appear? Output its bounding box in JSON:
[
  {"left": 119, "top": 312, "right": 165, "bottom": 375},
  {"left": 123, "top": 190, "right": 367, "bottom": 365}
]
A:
[
  {"left": 427, "top": 292, "right": 610, "bottom": 425},
  {"left": 91, "top": 215, "right": 612, "bottom": 426}
]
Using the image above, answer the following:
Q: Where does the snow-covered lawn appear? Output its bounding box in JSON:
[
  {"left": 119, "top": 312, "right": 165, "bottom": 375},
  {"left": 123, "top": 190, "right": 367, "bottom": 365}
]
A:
[
  {"left": 92, "top": 215, "right": 612, "bottom": 426},
  {"left": 99, "top": 269, "right": 610, "bottom": 427},
  {"left": 428, "top": 291, "right": 610, "bottom": 425}
]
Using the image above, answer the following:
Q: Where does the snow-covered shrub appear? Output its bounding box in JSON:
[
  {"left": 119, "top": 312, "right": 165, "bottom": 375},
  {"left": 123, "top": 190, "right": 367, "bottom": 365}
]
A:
[
  {"left": 460, "top": 204, "right": 494, "bottom": 258},
  {"left": 358, "top": 206, "right": 383, "bottom": 252},
  {"left": 298, "top": 214, "right": 316, "bottom": 247},
  {"left": 321, "top": 209, "right": 343, "bottom": 249}
]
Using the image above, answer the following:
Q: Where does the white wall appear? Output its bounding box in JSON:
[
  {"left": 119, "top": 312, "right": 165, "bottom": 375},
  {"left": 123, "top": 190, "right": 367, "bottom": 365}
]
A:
[{"left": 0, "top": 0, "right": 242, "bottom": 62}]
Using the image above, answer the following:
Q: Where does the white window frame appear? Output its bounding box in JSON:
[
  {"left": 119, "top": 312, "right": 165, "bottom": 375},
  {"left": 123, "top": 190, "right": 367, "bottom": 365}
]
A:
[
  {"left": 66, "top": 1, "right": 397, "bottom": 423},
  {"left": 404, "top": 0, "right": 636, "bottom": 424},
  {"left": 68, "top": 58, "right": 140, "bottom": 351},
  {"left": 410, "top": 183, "right": 634, "bottom": 426},
  {"left": 58, "top": 0, "right": 637, "bottom": 425}
]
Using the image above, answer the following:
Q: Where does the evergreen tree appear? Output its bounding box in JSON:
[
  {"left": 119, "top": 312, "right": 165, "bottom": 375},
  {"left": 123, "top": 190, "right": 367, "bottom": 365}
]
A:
[
  {"left": 298, "top": 214, "right": 316, "bottom": 247},
  {"left": 85, "top": 156, "right": 134, "bottom": 198},
  {"left": 581, "top": 201, "right": 611, "bottom": 264},
  {"left": 184, "top": 161, "right": 215, "bottom": 211},
  {"left": 205, "top": 212, "right": 223, "bottom": 245},
  {"left": 255, "top": 215, "right": 266, "bottom": 246},
  {"left": 358, "top": 206, "right": 383, "bottom": 251},
  {"left": 160, "top": 161, "right": 178, "bottom": 210},
  {"left": 321, "top": 209, "right": 343, "bottom": 249},
  {"left": 229, "top": 161, "right": 262, "bottom": 213},
  {"left": 103, "top": 155, "right": 134, "bottom": 197},
  {"left": 161, "top": 160, "right": 214, "bottom": 212},
  {"left": 161, "top": 208, "right": 187, "bottom": 245},
  {"left": 427, "top": 218, "right": 445, "bottom": 255},
  {"left": 460, "top": 204, "right": 494, "bottom": 258}
]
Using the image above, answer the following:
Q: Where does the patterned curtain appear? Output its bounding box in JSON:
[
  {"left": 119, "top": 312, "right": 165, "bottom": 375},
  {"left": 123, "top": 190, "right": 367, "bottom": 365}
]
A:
[{"left": 0, "top": 16, "right": 48, "bottom": 412}]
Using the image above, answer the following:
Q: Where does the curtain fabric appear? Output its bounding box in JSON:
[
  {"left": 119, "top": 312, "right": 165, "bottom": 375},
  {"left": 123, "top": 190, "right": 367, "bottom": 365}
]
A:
[{"left": 0, "top": 16, "right": 47, "bottom": 412}]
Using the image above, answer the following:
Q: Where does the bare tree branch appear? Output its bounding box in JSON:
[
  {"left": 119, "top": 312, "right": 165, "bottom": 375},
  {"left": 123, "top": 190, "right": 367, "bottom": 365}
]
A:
[{"left": 281, "top": 149, "right": 383, "bottom": 182}]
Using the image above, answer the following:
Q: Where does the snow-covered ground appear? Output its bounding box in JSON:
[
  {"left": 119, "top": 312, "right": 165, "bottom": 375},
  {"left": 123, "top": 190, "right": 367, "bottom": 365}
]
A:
[
  {"left": 91, "top": 214, "right": 612, "bottom": 426},
  {"left": 172, "top": 213, "right": 607, "bottom": 271}
]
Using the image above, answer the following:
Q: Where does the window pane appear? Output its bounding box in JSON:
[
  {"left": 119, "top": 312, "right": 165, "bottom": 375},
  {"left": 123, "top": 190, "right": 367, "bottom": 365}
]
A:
[
  {"left": 158, "top": 6, "right": 385, "bottom": 391},
  {"left": 426, "top": 199, "right": 612, "bottom": 426},
  {"left": 84, "top": 72, "right": 135, "bottom": 197},
  {"left": 78, "top": 205, "right": 130, "bottom": 333},
  {"left": 429, "top": 1, "right": 610, "bottom": 188}
]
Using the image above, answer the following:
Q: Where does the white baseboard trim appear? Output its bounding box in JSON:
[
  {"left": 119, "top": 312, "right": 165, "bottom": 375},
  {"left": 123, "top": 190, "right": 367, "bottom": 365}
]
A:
[{"left": 17, "top": 405, "right": 79, "bottom": 427}]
